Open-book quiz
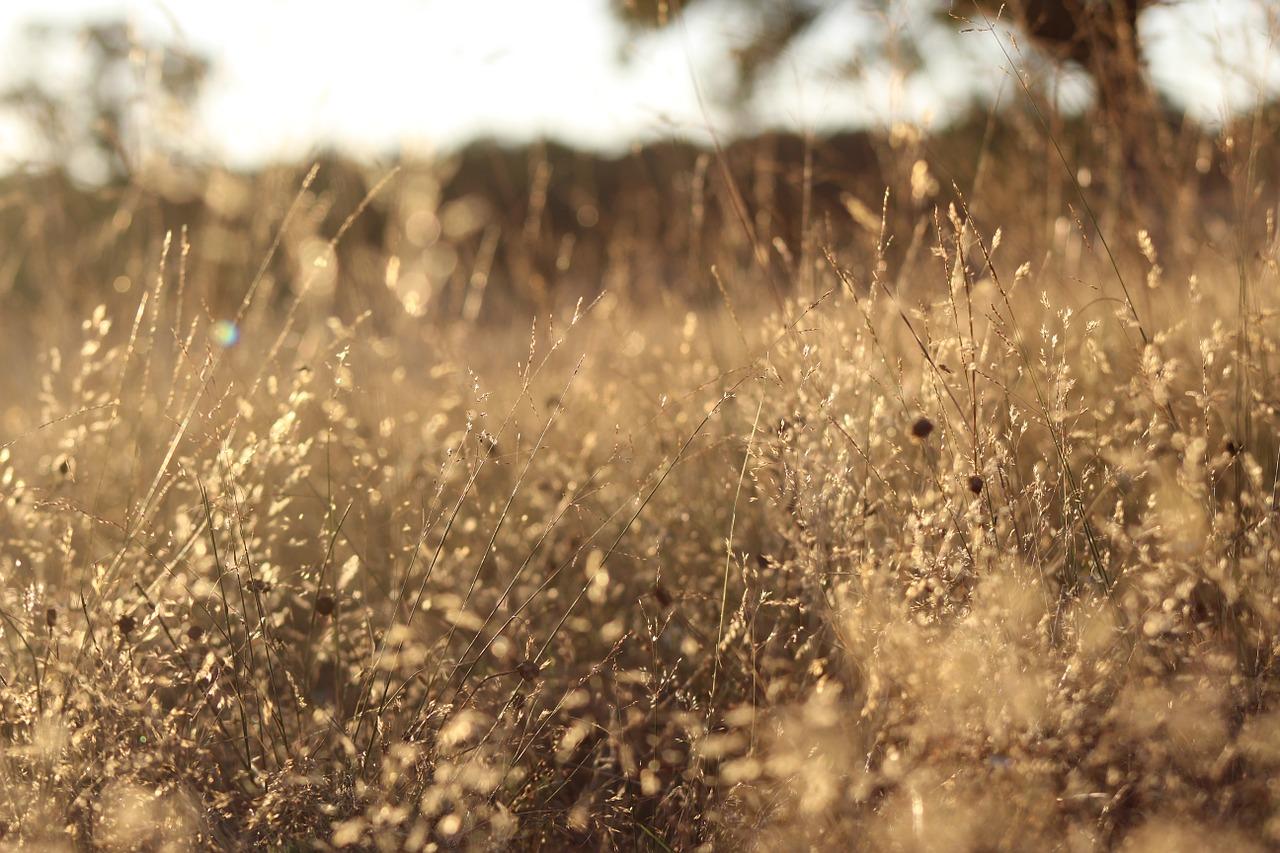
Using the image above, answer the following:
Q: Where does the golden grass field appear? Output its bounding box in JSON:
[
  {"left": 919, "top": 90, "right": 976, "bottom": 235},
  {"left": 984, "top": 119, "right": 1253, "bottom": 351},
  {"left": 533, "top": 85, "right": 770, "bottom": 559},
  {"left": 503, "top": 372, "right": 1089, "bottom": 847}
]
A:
[{"left": 0, "top": 101, "right": 1278, "bottom": 850}]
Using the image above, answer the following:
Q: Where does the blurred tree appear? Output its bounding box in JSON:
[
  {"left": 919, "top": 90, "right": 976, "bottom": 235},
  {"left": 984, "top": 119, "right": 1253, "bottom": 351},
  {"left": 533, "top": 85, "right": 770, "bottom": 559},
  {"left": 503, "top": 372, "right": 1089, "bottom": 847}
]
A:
[
  {"left": 617, "top": 0, "right": 1160, "bottom": 164},
  {"left": 1, "top": 20, "right": 210, "bottom": 183}
]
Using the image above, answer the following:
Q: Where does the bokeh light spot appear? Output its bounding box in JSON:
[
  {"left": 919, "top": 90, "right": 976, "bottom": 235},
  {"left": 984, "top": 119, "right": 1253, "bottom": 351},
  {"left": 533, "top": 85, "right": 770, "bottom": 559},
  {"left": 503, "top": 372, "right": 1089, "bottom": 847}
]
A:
[{"left": 212, "top": 320, "right": 240, "bottom": 348}]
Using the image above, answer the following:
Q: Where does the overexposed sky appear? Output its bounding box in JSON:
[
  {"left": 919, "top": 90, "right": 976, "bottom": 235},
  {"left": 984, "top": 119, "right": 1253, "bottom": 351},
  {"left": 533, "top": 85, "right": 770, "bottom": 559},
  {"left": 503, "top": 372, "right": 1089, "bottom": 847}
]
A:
[{"left": 0, "top": 0, "right": 1275, "bottom": 171}]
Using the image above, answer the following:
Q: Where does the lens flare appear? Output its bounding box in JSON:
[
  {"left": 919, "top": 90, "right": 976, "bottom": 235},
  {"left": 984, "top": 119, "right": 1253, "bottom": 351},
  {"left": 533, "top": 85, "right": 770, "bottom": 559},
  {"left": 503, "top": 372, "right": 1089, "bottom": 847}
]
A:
[{"left": 212, "top": 320, "right": 240, "bottom": 348}]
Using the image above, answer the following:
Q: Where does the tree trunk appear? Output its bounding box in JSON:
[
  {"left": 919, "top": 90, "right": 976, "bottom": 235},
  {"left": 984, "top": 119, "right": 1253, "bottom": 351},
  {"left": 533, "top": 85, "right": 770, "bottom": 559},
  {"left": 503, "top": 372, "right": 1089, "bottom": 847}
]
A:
[{"left": 1016, "top": 0, "right": 1159, "bottom": 176}]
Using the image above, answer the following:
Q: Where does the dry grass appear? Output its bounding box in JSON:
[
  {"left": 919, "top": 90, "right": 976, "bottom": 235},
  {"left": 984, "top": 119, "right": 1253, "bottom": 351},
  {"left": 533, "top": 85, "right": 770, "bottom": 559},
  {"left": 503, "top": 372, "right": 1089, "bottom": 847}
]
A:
[{"left": 0, "top": 97, "right": 1278, "bottom": 851}]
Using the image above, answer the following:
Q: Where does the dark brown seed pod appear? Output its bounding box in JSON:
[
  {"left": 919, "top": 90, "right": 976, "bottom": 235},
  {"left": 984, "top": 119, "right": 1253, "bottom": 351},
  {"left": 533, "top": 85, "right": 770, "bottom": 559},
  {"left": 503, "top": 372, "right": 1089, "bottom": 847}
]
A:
[
  {"left": 117, "top": 614, "right": 136, "bottom": 636},
  {"left": 968, "top": 475, "right": 984, "bottom": 495},
  {"left": 911, "top": 417, "right": 935, "bottom": 439},
  {"left": 516, "top": 660, "right": 541, "bottom": 682},
  {"left": 45, "top": 608, "right": 57, "bottom": 628},
  {"left": 186, "top": 624, "right": 205, "bottom": 642},
  {"left": 315, "top": 594, "right": 336, "bottom": 617}
]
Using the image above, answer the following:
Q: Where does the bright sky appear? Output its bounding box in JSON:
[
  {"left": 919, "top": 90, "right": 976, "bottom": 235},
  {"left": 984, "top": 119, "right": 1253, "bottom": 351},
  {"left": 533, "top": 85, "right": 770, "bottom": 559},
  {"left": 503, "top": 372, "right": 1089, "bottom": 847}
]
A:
[{"left": 0, "top": 0, "right": 1274, "bottom": 171}]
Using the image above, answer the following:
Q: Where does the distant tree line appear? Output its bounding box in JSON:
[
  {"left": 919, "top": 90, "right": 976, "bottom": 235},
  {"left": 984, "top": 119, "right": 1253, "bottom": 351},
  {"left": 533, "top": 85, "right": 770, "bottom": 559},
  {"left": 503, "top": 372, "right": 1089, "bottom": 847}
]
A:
[{"left": 616, "top": 1, "right": 1163, "bottom": 169}]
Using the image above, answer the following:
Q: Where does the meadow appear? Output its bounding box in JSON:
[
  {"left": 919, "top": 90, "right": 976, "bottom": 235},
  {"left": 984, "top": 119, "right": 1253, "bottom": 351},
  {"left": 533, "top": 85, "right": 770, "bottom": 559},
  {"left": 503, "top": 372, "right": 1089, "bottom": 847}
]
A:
[{"left": 0, "top": 99, "right": 1278, "bottom": 850}]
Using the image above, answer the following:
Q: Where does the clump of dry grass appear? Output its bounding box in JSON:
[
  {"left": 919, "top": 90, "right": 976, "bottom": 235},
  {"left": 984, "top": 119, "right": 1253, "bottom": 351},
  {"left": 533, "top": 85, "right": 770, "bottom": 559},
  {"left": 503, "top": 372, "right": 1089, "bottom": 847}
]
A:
[{"left": 0, "top": 101, "right": 1278, "bottom": 851}]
